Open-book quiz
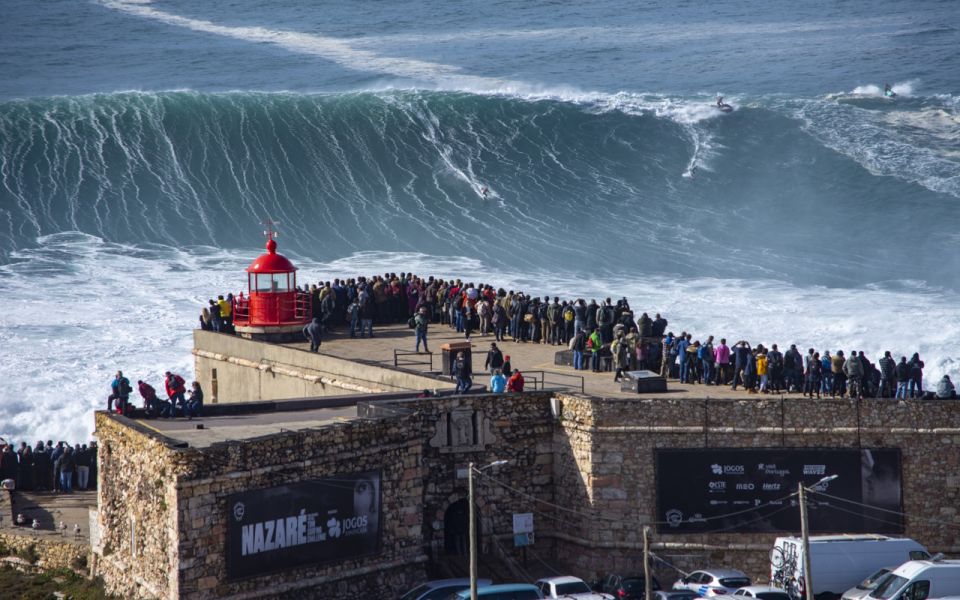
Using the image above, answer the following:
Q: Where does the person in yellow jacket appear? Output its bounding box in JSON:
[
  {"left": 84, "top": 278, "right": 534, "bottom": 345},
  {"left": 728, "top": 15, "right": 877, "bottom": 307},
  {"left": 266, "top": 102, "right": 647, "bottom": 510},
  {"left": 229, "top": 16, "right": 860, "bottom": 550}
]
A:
[
  {"left": 756, "top": 350, "right": 769, "bottom": 393},
  {"left": 217, "top": 295, "right": 232, "bottom": 328}
]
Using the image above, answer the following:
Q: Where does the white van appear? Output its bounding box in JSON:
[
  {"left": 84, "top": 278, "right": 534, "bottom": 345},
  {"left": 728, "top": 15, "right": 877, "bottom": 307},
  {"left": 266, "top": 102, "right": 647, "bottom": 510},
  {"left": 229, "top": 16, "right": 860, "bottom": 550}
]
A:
[
  {"left": 867, "top": 560, "right": 960, "bottom": 600},
  {"left": 770, "top": 535, "right": 929, "bottom": 600}
]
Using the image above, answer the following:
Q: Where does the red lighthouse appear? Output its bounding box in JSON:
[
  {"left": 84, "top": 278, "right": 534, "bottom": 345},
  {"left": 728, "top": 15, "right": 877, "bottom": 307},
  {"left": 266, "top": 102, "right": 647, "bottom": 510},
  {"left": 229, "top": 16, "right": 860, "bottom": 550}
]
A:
[{"left": 232, "top": 221, "right": 310, "bottom": 342}]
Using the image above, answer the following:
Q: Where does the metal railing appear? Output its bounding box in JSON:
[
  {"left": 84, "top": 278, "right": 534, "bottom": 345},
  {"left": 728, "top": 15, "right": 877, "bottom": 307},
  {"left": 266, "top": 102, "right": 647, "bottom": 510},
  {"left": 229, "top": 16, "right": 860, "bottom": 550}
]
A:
[
  {"left": 232, "top": 291, "right": 311, "bottom": 326},
  {"left": 521, "top": 370, "right": 585, "bottom": 394},
  {"left": 393, "top": 350, "right": 434, "bottom": 371}
]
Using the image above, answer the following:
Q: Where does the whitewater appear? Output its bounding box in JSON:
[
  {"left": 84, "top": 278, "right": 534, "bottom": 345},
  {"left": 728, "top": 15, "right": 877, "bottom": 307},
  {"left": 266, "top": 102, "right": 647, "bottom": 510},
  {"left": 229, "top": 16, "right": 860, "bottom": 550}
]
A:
[{"left": 1, "top": 0, "right": 959, "bottom": 442}]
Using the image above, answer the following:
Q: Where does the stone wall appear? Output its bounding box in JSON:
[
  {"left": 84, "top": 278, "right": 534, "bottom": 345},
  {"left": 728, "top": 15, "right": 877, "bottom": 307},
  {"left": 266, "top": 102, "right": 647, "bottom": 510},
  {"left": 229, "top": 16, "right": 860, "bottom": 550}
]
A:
[
  {"left": 193, "top": 330, "right": 454, "bottom": 403},
  {"left": 0, "top": 530, "right": 88, "bottom": 572},
  {"left": 95, "top": 413, "right": 183, "bottom": 599},
  {"left": 552, "top": 393, "right": 960, "bottom": 584},
  {"left": 96, "top": 408, "right": 430, "bottom": 600}
]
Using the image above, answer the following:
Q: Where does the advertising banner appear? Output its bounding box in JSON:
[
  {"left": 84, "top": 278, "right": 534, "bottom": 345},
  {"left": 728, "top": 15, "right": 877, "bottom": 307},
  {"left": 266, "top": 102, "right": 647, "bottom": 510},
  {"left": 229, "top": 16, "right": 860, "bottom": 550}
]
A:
[
  {"left": 226, "top": 470, "right": 381, "bottom": 579},
  {"left": 656, "top": 448, "right": 901, "bottom": 534}
]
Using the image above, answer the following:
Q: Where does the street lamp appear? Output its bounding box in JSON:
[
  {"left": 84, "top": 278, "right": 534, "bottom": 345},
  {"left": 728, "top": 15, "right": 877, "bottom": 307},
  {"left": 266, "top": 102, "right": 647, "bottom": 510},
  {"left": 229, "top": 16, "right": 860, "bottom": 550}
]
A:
[
  {"left": 799, "top": 475, "right": 838, "bottom": 600},
  {"left": 469, "top": 460, "right": 509, "bottom": 600}
]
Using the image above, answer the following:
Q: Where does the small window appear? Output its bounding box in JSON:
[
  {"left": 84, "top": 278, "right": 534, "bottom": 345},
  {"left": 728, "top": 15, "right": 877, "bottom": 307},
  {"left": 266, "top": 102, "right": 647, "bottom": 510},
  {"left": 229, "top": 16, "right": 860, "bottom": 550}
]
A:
[
  {"left": 909, "top": 551, "right": 930, "bottom": 560},
  {"left": 904, "top": 581, "right": 930, "bottom": 600}
]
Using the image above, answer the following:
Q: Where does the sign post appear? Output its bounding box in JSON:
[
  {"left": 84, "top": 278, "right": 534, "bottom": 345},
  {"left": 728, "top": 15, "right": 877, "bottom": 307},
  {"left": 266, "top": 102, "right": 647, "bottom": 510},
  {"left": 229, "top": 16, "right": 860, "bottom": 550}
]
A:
[{"left": 513, "top": 513, "right": 534, "bottom": 567}]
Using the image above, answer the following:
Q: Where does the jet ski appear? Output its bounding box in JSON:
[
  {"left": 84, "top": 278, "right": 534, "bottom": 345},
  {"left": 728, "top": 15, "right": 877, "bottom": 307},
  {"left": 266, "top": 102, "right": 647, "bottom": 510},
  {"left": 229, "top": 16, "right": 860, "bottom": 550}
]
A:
[
  {"left": 716, "top": 103, "right": 734, "bottom": 113},
  {"left": 884, "top": 84, "right": 897, "bottom": 98}
]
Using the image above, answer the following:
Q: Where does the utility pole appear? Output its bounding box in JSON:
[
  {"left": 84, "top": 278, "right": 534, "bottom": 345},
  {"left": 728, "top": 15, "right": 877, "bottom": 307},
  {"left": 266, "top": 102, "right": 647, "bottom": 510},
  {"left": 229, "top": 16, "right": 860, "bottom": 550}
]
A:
[
  {"left": 798, "top": 482, "right": 813, "bottom": 600},
  {"left": 469, "top": 461, "right": 478, "bottom": 600},
  {"left": 798, "top": 475, "right": 836, "bottom": 600},
  {"left": 644, "top": 526, "right": 653, "bottom": 600}
]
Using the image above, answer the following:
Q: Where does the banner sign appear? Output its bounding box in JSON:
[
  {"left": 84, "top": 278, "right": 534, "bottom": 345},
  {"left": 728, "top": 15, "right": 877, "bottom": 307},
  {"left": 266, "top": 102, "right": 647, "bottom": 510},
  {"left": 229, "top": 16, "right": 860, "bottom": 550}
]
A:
[
  {"left": 656, "top": 448, "right": 901, "bottom": 534},
  {"left": 226, "top": 470, "right": 381, "bottom": 579}
]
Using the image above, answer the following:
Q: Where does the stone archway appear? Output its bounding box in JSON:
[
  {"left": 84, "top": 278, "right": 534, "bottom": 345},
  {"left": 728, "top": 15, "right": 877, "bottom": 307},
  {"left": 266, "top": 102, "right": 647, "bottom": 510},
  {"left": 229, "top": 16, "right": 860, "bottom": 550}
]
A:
[{"left": 443, "top": 498, "right": 470, "bottom": 556}]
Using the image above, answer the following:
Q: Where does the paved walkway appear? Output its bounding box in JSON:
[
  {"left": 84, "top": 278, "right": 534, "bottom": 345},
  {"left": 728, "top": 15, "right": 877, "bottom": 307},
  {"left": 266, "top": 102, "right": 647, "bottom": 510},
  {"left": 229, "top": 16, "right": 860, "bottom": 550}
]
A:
[
  {"left": 290, "top": 323, "right": 793, "bottom": 401},
  {"left": 2, "top": 490, "right": 96, "bottom": 541}
]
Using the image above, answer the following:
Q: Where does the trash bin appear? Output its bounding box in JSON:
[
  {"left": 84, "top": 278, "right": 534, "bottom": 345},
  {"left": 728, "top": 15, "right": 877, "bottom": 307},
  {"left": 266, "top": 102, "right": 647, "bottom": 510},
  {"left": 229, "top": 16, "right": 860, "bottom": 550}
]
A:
[{"left": 441, "top": 342, "right": 473, "bottom": 375}]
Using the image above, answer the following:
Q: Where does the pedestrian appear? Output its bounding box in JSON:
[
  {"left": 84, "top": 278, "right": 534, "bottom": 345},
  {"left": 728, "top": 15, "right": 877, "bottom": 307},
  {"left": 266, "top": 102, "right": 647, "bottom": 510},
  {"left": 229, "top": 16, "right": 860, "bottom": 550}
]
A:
[
  {"left": 502, "top": 355, "right": 512, "bottom": 377},
  {"left": 484, "top": 342, "right": 504, "bottom": 374},
  {"left": 414, "top": 306, "right": 430, "bottom": 352},
  {"left": 75, "top": 445, "right": 91, "bottom": 490},
  {"left": 507, "top": 369, "right": 525, "bottom": 392},
  {"left": 612, "top": 333, "right": 628, "bottom": 382},
  {"left": 877, "top": 351, "right": 896, "bottom": 398},
  {"left": 58, "top": 446, "right": 75, "bottom": 494},
  {"left": 108, "top": 371, "right": 132, "bottom": 414},
  {"left": 831, "top": 351, "right": 847, "bottom": 398},
  {"left": 589, "top": 328, "right": 603, "bottom": 372},
  {"left": 303, "top": 317, "right": 323, "bottom": 352},
  {"left": 936, "top": 375, "right": 956, "bottom": 399},
  {"left": 186, "top": 381, "right": 204, "bottom": 419},
  {"left": 490, "top": 369, "right": 507, "bottom": 393},
  {"left": 208, "top": 299, "right": 223, "bottom": 332},
  {"left": 453, "top": 351, "right": 473, "bottom": 394},
  {"left": 138, "top": 380, "right": 162, "bottom": 418},
  {"left": 164, "top": 371, "right": 187, "bottom": 418},
  {"left": 807, "top": 352, "right": 822, "bottom": 399},
  {"left": 895, "top": 356, "right": 911, "bottom": 399},
  {"left": 571, "top": 328, "right": 586, "bottom": 371},
  {"left": 909, "top": 353, "right": 925, "bottom": 398}
]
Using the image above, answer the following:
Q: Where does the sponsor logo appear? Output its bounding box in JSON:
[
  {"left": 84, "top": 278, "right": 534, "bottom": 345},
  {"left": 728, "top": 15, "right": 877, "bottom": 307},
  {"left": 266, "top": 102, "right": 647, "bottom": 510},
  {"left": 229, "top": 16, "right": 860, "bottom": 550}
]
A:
[
  {"left": 709, "top": 499, "right": 729, "bottom": 506},
  {"left": 233, "top": 502, "right": 245, "bottom": 522},
  {"left": 709, "top": 481, "right": 727, "bottom": 492},
  {"left": 689, "top": 513, "right": 706, "bottom": 523},
  {"left": 758, "top": 463, "right": 790, "bottom": 476},
  {"left": 763, "top": 483, "right": 781, "bottom": 491},
  {"left": 804, "top": 464, "right": 826, "bottom": 475},
  {"left": 732, "top": 500, "right": 750, "bottom": 505},
  {"left": 711, "top": 464, "right": 746, "bottom": 475},
  {"left": 666, "top": 509, "right": 684, "bottom": 528},
  {"left": 736, "top": 483, "right": 755, "bottom": 491},
  {"left": 239, "top": 509, "right": 371, "bottom": 556}
]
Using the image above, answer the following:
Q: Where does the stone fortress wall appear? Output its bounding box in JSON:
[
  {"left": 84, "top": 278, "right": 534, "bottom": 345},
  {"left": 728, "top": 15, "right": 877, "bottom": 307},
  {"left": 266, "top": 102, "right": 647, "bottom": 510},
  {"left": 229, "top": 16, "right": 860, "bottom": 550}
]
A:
[{"left": 93, "top": 389, "right": 960, "bottom": 599}]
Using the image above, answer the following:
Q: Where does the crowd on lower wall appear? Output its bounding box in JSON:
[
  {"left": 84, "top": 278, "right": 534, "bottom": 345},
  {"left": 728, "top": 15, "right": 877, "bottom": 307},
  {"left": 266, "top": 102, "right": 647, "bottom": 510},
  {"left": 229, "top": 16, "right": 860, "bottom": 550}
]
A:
[
  {"left": 204, "top": 271, "right": 957, "bottom": 400},
  {"left": 0, "top": 439, "right": 97, "bottom": 494}
]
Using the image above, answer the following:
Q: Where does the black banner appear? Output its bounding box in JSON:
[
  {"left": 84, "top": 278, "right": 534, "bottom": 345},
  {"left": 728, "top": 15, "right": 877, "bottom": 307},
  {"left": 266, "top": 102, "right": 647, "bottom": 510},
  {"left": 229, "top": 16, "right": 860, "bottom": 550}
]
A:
[
  {"left": 655, "top": 448, "right": 901, "bottom": 533},
  {"left": 226, "top": 471, "right": 381, "bottom": 579}
]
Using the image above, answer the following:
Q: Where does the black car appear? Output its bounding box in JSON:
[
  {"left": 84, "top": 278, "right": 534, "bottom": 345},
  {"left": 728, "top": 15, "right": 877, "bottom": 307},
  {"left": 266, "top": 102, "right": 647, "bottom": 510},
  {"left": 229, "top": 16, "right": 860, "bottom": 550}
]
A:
[{"left": 595, "top": 574, "right": 662, "bottom": 599}]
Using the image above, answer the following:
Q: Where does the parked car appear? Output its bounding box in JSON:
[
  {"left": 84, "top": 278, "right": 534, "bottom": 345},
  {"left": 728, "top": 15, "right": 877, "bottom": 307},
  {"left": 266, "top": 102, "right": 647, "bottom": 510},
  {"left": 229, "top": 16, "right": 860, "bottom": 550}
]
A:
[
  {"left": 673, "top": 569, "right": 752, "bottom": 597},
  {"left": 842, "top": 567, "right": 898, "bottom": 600},
  {"left": 594, "top": 573, "right": 662, "bottom": 599},
  {"left": 450, "top": 583, "right": 544, "bottom": 599},
  {"left": 771, "top": 535, "right": 928, "bottom": 600},
  {"left": 733, "top": 585, "right": 792, "bottom": 600},
  {"left": 655, "top": 591, "right": 700, "bottom": 600},
  {"left": 400, "top": 578, "right": 493, "bottom": 600},
  {"left": 536, "top": 576, "right": 613, "bottom": 599},
  {"left": 867, "top": 559, "right": 960, "bottom": 600}
]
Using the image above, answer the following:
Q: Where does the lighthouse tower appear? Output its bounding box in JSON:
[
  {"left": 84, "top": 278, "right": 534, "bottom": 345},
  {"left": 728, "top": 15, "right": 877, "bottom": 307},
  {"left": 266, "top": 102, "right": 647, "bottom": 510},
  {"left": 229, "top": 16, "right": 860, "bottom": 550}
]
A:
[{"left": 232, "top": 221, "right": 310, "bottom": 342}]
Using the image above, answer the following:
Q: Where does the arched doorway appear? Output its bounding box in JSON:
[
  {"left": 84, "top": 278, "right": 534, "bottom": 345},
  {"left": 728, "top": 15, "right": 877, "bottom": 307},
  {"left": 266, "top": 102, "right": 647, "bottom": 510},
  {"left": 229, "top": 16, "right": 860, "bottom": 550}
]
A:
[{"left": 443, "top": 499, "right": 474, "bottom": 556}]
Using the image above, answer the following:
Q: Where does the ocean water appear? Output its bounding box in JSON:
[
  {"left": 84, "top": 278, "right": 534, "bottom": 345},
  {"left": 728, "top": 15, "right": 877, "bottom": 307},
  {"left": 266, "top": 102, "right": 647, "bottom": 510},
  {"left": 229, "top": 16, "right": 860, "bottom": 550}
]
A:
[{"left": 1, "top": 0, "right": 958, "bottom": 442}]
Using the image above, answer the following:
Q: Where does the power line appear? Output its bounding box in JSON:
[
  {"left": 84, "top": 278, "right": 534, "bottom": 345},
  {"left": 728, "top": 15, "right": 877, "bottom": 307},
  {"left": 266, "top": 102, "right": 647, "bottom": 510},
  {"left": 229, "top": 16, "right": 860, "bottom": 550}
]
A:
[{"left": 809, "top": 490, "right": 960, "bottom": 530}]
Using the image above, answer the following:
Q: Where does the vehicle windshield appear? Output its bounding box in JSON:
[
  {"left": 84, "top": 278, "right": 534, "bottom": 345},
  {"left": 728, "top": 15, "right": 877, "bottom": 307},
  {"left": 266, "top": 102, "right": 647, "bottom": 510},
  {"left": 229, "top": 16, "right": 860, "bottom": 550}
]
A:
[
  {"left": 871, "top": 575, "right": 908, "bottom": 600},
  {"left": 858, "top": 570, "right": 892, "bottom": 590},
  {"left": 670, "top": 593, "right": 700, "bottom": 600},
  {"left": 401, "top": 584, "right": 431, "bottom": 600},
  {"left": 720, "top": 578, "right": 752, "bottom": 589},
  {"left": 757, "top": 593, "right": 791, "bottom": 600},
  {"left": 557, "top": 581, "right": 592, "bottom": 594}
]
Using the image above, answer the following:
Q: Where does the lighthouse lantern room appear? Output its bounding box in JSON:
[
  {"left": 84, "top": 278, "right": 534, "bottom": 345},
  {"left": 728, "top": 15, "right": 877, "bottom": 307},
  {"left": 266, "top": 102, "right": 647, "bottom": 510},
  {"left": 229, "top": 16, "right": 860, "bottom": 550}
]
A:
[{"left": 232, "top": 220, "right": 310, "bottom": 342}]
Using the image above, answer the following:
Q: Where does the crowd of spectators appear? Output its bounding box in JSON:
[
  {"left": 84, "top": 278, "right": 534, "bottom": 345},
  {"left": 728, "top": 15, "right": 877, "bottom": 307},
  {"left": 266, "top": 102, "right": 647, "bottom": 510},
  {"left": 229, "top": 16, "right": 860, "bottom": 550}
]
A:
[
  {"left": 205, "top": 271, "right": 954, "bottom": 400},
  {"left": 107, "top": 370, "right": 204, "bottom": 419},
  {"left": 0, "top": 439, "right": 96, "bottom": 494}
]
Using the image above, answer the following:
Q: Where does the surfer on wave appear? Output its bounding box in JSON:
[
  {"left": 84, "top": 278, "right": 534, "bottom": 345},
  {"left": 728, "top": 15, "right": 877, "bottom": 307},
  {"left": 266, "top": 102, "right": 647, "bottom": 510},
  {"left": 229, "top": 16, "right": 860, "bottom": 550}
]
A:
[{"left": 480, "top": 186, "right": 489, "bottom": 199}]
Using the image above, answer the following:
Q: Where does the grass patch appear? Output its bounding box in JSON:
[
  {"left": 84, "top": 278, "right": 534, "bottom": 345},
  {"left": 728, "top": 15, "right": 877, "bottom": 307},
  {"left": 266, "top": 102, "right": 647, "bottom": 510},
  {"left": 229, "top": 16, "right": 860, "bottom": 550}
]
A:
[{"left": 0, "top": 565, "right": 114, "bottom": 599}]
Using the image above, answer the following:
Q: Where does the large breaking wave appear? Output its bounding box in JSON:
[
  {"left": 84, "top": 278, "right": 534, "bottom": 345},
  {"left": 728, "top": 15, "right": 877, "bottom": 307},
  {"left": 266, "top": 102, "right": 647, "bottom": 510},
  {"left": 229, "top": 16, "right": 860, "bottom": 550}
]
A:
[{"left": 1, "top": 89, "right": 958, "bottom": 287}]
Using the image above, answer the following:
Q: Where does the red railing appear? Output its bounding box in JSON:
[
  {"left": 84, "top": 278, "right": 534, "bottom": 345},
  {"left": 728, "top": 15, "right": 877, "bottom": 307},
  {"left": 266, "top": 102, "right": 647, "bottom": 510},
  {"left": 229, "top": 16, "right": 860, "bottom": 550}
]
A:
[{"left": 232, "top": 291, "right": 311, "bottom": 326}]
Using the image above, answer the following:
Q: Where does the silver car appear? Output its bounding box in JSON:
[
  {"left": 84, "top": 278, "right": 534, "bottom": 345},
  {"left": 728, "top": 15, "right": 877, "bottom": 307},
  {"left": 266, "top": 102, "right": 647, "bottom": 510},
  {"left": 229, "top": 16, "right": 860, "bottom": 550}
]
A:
[
  {"left": 733, "top": 585, "right": 792, "bottom": 600},
  {"left": 673, "top": 570, "right": 752, "bottom": 597}
]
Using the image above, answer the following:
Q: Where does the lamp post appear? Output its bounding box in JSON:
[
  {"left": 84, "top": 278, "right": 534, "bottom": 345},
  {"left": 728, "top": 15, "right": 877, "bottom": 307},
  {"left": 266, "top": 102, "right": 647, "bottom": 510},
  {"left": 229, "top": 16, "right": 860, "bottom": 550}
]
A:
[
  {"left": 799, "top": 475, "right": 838, "bottom": 600},
  {"left": 469, "top": 460, "right": 509, "bottom": 600}
]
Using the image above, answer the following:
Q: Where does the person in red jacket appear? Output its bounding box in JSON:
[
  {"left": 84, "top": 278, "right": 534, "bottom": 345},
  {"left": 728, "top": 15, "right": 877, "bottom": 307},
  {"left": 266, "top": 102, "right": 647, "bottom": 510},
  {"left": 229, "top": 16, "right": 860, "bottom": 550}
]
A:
[
  {"left": 164, "top": 371, "right": 187, "bottom": 418},
  {"left": 506, "top": 370, "right": 525, "bottom": 393},
  {"left": 138, "top": 380, "right": 161, "bottom": 418}
]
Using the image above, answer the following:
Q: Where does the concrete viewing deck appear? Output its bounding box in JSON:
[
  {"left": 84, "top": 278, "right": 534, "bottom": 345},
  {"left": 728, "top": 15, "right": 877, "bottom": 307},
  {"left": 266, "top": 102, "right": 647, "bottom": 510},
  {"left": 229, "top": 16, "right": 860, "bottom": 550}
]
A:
[{"left": 285, "top": 322, "right": 792, "bottom": 401}]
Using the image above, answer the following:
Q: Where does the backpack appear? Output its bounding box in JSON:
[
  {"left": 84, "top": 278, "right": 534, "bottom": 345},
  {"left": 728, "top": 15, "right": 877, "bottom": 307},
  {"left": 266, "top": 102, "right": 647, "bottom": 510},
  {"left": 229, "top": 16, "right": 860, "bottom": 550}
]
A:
[
  {"left": 563, "top": 307, "right": 574, "bottom": 322},
  {"left": 119, "top": 377, "right": 132, "bottom": 396},
  {"left": 598, "top": 306, "right": 613, "bottom": 324}
]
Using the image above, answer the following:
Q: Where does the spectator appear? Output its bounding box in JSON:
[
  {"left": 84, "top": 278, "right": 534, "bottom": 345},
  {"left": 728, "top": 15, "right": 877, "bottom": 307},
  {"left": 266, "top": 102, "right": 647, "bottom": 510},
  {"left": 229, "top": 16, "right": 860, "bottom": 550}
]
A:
[
  {"left": 490, "top": 370, "right": 507, "bottom": 393},
  {"left": 186, "top": 381, "right": 204, "bottom": 418},
  {"left": 484, "top": 342, "right": 503, "bottom": 374},
  {"left": 138, "top": 380, "right": 163, "bottom": 418},
  {"left": 453, "top": 351, "right": 472, "bottom": 395},
  {"left": 108, "top": 370, "right": 132, "bottom": 414},
  {"left": 936, "top": 375, "right": 956, "bottom": 400},
  {"left": 507, "top": 370, "right": 525, "bottom": 392},
  {"left": 75, "top": 444, "right": 91, "bottom": 490},
  {"left": 414, "top": 307, "right": 430, "bottom": 353},
  {"left": 164, "top": 371, "right": 187, "bottom": 418},
  {"left": 303, "top": 317, "right": 323, "bottom": 352},
  {"left": 57, "top": 446, "right": 75, "bottom": 494}
]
